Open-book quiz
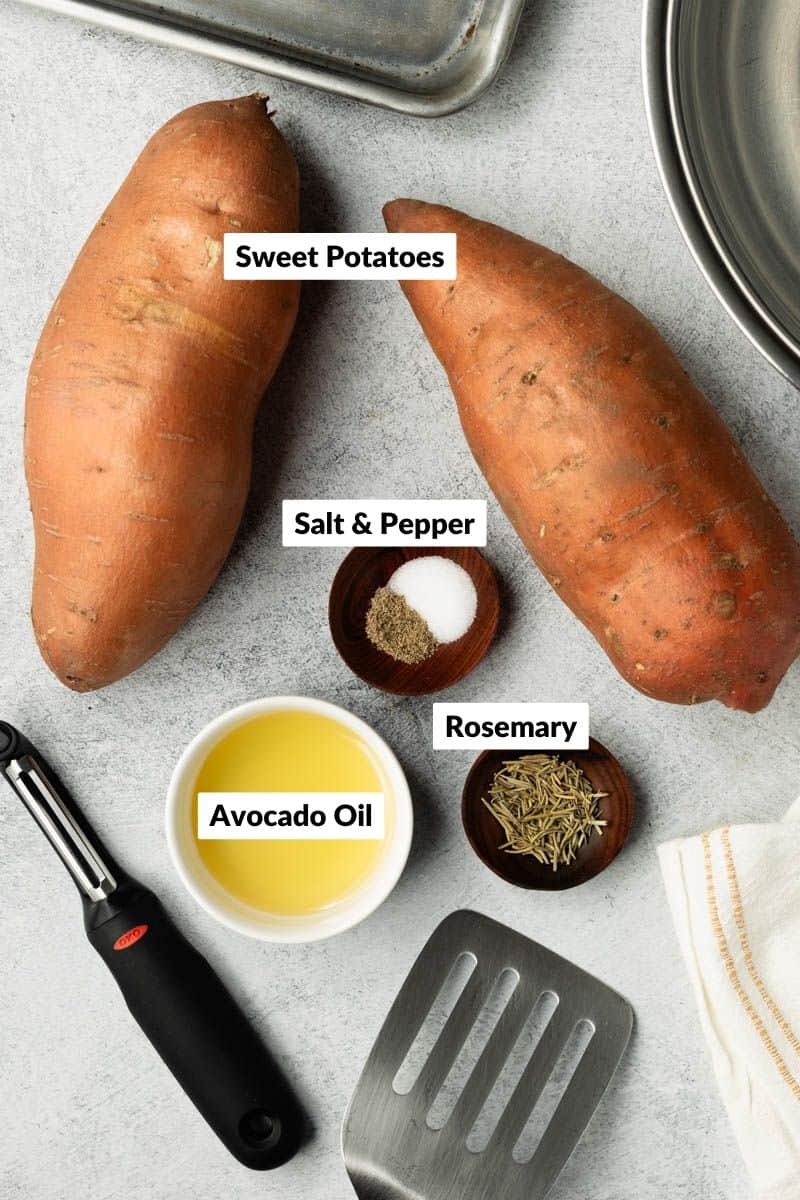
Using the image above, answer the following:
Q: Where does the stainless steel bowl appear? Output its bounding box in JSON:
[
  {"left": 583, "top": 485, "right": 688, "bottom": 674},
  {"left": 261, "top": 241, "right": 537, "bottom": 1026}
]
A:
[{"left": 643, "top": 0, "right": 800, "bottom": 386}]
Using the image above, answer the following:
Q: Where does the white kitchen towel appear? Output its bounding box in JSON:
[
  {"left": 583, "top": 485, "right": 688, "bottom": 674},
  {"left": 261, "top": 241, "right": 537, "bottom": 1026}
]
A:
[{"left": 659, "top": 799, "right": 800, "bottom": 1200}]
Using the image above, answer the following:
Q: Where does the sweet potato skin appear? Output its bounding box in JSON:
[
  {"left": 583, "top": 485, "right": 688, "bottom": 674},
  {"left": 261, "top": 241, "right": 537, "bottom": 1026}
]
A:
[
  {"left": 26, "top": 96, "right": 299, "bottom": 692},
  {"left": 384, "top": 199, "right": 800, "bottom": 711}
]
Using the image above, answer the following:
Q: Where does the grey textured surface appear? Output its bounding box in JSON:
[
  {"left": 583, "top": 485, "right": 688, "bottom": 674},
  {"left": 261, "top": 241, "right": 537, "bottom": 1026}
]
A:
[{"left": 0, "top": 2, "right": 796, "bottom": 1197}]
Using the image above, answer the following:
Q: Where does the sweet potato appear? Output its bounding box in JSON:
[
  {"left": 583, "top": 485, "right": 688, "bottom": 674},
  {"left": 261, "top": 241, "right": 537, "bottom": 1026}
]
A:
[
  {"left": 25, "top": 96, "right": 299, "bottom": 692},
  {"left": 384, "top": 198, "right": 800, "bottom": 711}
]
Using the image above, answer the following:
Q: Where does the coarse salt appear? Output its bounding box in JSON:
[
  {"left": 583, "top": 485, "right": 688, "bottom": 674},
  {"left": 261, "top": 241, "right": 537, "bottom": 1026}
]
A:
[{"left": 387, "top": 556, "right": 477, "bottom": 644}]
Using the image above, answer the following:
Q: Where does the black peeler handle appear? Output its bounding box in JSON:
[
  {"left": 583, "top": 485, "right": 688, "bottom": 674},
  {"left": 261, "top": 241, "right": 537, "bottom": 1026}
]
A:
[
  {"left": 0, "top": 721, "right": 303, "bottom": 1171},
  {"left": 87, "top": 887, "right": 303, "bottom": 1169}
]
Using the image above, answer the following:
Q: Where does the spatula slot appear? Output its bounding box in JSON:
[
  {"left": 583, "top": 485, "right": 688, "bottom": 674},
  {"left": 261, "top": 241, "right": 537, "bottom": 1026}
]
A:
[
  {"left": 465, "top": 989, "right": 559, "bottom": 1153},
  {"left": 426, "top": 967, "right": 520, "bottom": 1131},
  {"left": 392, "top": 952, "right": 477, "bottom": 1096},
  {"left": 512, "top": 1018, "right": 595, "bottom": 1164}
]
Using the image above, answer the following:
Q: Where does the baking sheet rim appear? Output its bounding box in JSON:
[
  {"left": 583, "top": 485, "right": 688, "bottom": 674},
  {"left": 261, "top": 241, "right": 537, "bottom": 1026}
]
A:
[{"left": 16, "top": 0, "right": 526, "bottom": 116}]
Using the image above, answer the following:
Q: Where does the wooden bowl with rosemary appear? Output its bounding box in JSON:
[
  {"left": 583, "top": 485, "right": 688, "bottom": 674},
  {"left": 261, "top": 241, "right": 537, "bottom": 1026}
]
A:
[{"left": 461, "top": 740, "right": 633, "bottom": 891}]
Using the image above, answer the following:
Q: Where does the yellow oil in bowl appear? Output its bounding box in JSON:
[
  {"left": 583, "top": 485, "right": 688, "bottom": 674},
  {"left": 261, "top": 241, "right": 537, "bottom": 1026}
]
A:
[{"left": 192, "top": 708, "right": 393, "bottom": 917}]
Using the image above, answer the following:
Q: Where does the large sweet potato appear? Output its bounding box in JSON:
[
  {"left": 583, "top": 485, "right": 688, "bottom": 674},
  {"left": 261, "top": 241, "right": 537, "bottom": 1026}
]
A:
[
  {"left": 26, "top": 96, "right": 299, "bottom": 692},
  {"left": 384, "top": 198, "right": 800, "bottom": 711}
]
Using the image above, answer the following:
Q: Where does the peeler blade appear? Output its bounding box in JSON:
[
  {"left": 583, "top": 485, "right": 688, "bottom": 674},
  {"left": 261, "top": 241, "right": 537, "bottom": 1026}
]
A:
[{"left": 342, "top": 911, "right": 633, "bottom": 1200}]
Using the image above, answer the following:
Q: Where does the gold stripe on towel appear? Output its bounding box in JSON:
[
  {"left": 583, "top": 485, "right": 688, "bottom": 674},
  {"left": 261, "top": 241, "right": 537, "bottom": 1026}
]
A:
[
  {"left": 702, "top": 831, "right": 800, "bottom": 1101},
  {"left": 720, "top": 825, "right": 800, "bottom": 1059}
]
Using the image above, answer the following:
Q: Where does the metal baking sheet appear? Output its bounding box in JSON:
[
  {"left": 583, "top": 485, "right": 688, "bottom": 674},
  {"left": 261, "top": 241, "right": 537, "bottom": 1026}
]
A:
[
  {"left": 643, "top": 0, "right": 800, "bottom": 386},
  {"left": 20, "top": 0, "right": 525, "bottom": 116}
]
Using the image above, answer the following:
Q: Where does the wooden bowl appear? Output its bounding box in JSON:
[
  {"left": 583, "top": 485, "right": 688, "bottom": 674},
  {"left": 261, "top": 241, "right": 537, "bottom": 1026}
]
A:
[
  {"left": 461, "top": 739, "right": 633, "bottom": 891},
  {"left": 328, "top": 547, "right": 500, "bottom": 695}
]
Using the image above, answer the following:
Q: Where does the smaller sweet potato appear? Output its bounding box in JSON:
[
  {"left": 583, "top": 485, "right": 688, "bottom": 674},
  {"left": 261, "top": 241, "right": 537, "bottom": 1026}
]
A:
[{"left": 26, "top": 96, "right": 299, "bottom": 691}]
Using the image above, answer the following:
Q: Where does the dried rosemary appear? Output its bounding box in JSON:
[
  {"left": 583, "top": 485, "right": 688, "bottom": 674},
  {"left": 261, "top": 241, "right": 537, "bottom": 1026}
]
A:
[{"left": 482, "top": 754, "right": 607, "bottom": 871}]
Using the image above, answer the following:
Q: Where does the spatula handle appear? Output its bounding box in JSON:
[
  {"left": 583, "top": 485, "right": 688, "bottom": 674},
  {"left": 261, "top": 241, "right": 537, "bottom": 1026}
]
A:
[{"left": 88, "top": 887, "right": 303, "bottom": 1169}]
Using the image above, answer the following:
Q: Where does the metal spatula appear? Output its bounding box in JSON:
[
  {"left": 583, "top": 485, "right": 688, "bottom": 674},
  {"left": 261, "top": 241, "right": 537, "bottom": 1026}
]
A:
[{"left": 343, "top": 911, "right": 632, "bottom": 1200}]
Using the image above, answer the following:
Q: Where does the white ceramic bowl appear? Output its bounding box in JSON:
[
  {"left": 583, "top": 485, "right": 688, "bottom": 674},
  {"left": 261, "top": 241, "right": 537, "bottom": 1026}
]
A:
[{"left": 166, "top": 696, "right": 413, "bottom": 943}]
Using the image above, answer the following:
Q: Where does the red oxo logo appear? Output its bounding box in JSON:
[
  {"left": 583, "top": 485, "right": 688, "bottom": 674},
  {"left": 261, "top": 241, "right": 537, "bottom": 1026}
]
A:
[{"left": 113, "top": 924, "right": 149, "bottom": 951}]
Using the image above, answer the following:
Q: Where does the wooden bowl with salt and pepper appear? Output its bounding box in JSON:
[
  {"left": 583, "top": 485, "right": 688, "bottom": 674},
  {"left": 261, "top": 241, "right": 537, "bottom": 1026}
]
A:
[
  {"left": 462, "top": 739, "right": 633, "bottom": 890},
  {"left": 329, "top": 547, "right": 500, "bottom": 695}
]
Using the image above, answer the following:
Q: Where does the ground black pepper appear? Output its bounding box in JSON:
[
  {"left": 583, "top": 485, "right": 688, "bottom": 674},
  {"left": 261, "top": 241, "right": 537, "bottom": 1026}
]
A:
[{"left": 365, "top": 587, "right": 438, "bottom": 665}]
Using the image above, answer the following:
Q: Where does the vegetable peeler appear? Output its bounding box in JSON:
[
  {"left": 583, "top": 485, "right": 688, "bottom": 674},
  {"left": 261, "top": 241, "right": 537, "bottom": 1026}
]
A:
[{"left": 0, "top": 721, "right": 303, "bottom": 1169}]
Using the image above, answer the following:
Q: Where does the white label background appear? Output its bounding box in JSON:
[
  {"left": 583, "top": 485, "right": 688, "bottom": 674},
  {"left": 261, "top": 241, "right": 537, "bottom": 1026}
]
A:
[
  {"left": 197, "top": 792, "right": 385, "bottom": 840},
  {"left": 432, "top": 704, "right": 589, "bottom": 750},
  {"left": 224, "top": 233, "right": 456, "bottom": 280},
  {"left": 282, "top": 499, "right": 487, "bottom": 547}
]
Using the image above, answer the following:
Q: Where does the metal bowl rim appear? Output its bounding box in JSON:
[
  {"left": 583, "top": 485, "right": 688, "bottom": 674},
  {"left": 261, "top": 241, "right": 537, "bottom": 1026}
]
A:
[{"left": 642, "top": 0, "right": 800, "bottom": 387}]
